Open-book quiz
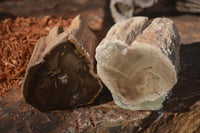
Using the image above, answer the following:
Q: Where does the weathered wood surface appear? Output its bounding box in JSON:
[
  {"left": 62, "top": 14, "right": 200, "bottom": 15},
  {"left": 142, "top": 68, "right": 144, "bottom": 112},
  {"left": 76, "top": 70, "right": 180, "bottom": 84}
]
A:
[
  {"left": 96, "top": 17, "right": 180, "bottom": 110},
  {"left": 135, "top": 0, "right": 158, "bottom": 8},
  {"left": 23, "top": 15, "right": 102, "bottom": 112},
  {"left": 110, "top": 0, "right": 134, "bottom": 23},
  {"left": 110, "top": 0, "right": 158, "bottom": 22},
  {"left": 176, "top": 0, "right": 200, "bottom": 13}
]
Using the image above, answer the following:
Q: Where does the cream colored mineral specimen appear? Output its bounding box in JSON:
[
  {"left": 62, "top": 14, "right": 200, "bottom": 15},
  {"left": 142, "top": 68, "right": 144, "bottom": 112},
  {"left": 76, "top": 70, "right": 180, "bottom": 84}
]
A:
[
  {"left": 110, "top": 0, "right": 158, "bottom": 22},
  {"left": 96, "top": 17, "right": 180, "bottom": 110}
]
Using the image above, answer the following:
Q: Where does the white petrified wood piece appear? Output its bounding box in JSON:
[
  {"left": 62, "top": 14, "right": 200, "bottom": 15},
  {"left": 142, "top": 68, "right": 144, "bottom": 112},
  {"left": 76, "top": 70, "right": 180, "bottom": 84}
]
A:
[
  {"left": 110, "top": 0, "right": 158, "bottom": 23},
  {"left": 176, "top": 0, "right": 200, "bottom": 13},
  {"left": 110, "top": 0, "right": 134, "bottom": 23},
  {"left": 96, "top": 17, "right": 180, "bottom": 110},
  {"left": 23, "top": 15, "right": 102, "bottom": 112},
  {"left": 134, "top": 0, "right": 158, "bottom": 8}
]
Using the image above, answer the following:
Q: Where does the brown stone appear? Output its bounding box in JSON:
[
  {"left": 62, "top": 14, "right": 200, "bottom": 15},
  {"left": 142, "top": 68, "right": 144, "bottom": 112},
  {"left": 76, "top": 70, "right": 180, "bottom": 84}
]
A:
[{"left": 23, "top": 15, "right": 102, "bottom": 112}]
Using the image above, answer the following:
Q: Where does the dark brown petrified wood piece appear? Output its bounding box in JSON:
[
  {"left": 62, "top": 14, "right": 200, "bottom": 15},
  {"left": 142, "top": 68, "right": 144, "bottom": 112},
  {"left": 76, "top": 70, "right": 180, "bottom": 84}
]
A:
[{"left": 23, "top": 15, "right": 102, "bottom": 112}]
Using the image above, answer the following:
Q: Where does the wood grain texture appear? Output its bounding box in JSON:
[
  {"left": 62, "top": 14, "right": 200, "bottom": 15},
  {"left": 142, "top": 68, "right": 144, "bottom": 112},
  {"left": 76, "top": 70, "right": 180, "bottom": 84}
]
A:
[
  {"left": 23, "top": 15, "right": 102, "bottom": 112},
  {"left": 176, "top": 0, "right": 200, "bottom": 13},
  {"left": 96, "top": 17, "right": 180, "bottom": 110}
]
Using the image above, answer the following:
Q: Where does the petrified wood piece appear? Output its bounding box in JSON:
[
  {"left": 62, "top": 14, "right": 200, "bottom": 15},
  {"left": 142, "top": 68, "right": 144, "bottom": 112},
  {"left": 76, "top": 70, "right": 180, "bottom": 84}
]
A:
[
  {"left": 23, "top": 15, "right": 102, "bottom": 112},
  {"left": 110, "top": 0, "right": 134, "bottom": 23},
  {"left": 176, "top": 0, "right": 200, "bottom": 13},
  {"left": 110, "top": 0, "right": 158, "bottom": 23},
  {"left": 134, "top": 0, "right": 158, "bottom": 8},
  {"left": 96, "top": 17, "right": 180, "bottom": 110}
]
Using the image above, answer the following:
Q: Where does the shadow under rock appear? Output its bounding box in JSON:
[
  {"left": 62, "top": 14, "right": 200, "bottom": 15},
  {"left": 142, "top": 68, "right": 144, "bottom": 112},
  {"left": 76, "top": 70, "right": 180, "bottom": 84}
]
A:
[
  {"left": 0, "top": 12, "right": 16, "bottom": 20},
  {"left": 90, "top": 85, "right": 113, "bottom": 106},
  {"left": 86, "top": 0, "right": 114, "bottom": 106},
  {"left": 163, "top": 42, "right": 200, "bottom": 113},
  {"left": 92, "top": 0, "right": 114, "bottom": 42}
]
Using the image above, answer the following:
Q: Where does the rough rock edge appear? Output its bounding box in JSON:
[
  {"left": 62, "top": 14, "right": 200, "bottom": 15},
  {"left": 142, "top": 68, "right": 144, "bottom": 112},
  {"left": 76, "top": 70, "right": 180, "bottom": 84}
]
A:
[
  {"left": 23, "top": 15, "right": 102, "bottom": 110},
  {"left": 96, "top": 17, "right": 180, "bottom": 110}
]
